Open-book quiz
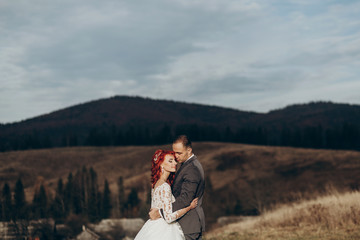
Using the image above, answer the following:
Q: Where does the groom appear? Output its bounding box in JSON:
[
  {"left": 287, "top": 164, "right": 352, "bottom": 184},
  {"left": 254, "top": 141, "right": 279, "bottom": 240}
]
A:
[{"left": 149, "top": 135, "right": 205, "bottom": 240}]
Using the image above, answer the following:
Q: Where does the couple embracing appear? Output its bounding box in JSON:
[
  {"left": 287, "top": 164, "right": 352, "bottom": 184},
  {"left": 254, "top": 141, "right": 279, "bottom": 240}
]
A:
[{"left": 134, "top": 135, "right": 205, "bottom": 240}]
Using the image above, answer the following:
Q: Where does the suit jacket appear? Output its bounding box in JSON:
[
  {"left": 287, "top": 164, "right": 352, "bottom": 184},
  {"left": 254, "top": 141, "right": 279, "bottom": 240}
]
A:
[{"left": 172, "top": 155, "right": 205, "bottom": 234}]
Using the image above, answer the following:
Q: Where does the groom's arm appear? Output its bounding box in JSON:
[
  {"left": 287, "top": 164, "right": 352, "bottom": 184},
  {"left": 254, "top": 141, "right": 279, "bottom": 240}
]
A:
[{"left": 172, "top": 166, "right": 201, "bottom": 211}]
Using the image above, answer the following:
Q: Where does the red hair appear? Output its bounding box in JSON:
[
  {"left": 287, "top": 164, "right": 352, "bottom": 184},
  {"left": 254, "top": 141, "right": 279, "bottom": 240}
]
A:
[{"left": 151, "top": 149, "right": 176, "bottom": 188}]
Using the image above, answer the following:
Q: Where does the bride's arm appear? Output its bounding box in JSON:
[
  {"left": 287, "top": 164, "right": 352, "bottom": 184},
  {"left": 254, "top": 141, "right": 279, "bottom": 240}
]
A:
[
  {"left": 158, "top": 185, "right": 197, "bottom": 223},
  {"left": 170, "top": 198, "right": 198, "bottom": 220}
]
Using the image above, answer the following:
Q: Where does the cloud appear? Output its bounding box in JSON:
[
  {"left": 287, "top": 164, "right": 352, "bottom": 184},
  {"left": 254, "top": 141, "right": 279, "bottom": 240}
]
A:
[{"left": 1, "top": 0, "right": 360, "bottom": 122}]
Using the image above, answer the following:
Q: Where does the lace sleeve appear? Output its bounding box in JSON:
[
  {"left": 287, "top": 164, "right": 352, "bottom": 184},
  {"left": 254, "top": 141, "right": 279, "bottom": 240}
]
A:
[{"left": 156, "top": 184, "right": 180, "bottom": 223}]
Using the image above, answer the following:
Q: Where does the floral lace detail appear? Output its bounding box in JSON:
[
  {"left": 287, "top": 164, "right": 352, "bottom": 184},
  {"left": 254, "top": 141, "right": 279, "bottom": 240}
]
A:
[{"left": 151, "top": 183, "right": 179, "bottom": 223}]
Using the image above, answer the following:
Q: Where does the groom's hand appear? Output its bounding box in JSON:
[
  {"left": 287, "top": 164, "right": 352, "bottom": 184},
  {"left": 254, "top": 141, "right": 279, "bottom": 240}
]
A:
[{"left": 149, "top": 208, "right": 161, "bottom": 220}]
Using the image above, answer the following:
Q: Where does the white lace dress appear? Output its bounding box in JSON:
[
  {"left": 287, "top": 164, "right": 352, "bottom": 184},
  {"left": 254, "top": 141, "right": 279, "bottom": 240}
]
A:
[{"left": 134, "top": 182, "right": 185, "bottom": 240}]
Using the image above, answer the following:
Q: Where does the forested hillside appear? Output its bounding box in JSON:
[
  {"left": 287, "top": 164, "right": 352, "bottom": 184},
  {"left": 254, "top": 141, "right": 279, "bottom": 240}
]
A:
[{"left": 1, "top": 96, "right": 360, "bottom": 151}]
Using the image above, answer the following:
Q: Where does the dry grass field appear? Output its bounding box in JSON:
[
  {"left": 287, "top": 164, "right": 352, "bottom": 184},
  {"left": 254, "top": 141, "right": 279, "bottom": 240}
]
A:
[
  {"left": 1, "top": 142, "right": 360, "bottom": 229},
  {"left": 205, "top": 191, "right": 360, "bottom": 240},
  {"left": 0, "top": 145, "right": 160, "bottom": 200}
]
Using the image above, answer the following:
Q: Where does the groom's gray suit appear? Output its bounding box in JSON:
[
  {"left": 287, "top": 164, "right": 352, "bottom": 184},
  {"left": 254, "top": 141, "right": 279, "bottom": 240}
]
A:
[{"left": 172, "top": 155, "right": 205, "bottom": 240}]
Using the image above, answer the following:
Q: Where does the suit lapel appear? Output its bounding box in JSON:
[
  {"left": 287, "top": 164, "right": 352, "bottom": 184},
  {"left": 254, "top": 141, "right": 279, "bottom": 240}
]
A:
[
  {"left": 174, "top": 155, "right": 196, "bottom": 182},
  {"left": 182, "top": 155, "right": 196, "bottom": 168},
  {"left": 174, "top": 163, "right": 184, "bottom": 182}
]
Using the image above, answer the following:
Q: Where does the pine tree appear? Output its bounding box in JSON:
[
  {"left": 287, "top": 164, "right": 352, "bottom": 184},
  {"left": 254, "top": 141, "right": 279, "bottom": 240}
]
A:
[
  {"left": 233, "top": 200, "right": 243, "bottom": 215},
  {"left": 88, "top": 167, "right": 99, "bottom": 222},
  {"left": 101, "top": 179, "right": 112, "bottom": 219},
  {"left": 80, "top": 166, "right": 89, "bottom": 215},
  {"left": 126, "top": 188, "right": 140, "bottom": 217},
  {"left": 33, "top": 184, "right": 48, "bottom": 219},
  {"left": 51, "top": 178, "right": 65, "bottom": 222},
  {"left": 2, "top": 183, "right": 12, "bottom": 221},
  {"left": 96, "top": 191, "right": 102, "bottom": 219},
  {"left": 117, "top": 176, "right": 125, "bottom": 217},
  {"left": 57, "top": 178, "right": 64, "bottom": 197},
  {"left": 64, "top": 173, "right": 73, "bottom": 214},
  {"left": 72, "top": 170, "right": 82, "bottom": 214},
  {"left": 14, "top": 178, "right": 27, "bottom": 220}
]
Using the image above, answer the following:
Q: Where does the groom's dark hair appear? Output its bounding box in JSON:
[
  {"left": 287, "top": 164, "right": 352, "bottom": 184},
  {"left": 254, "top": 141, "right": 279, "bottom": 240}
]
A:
[{"left": 173, "top": 135, "right": 192, "bottom": 148}]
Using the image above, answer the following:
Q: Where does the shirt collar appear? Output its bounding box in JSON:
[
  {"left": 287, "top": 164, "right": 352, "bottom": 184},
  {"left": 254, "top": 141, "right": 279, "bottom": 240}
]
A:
[{"left": 184, "top": 154, "right": 194, "bottom": 163}]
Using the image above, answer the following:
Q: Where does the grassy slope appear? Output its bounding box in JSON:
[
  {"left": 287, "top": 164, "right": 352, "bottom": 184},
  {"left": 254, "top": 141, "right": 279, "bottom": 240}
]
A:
[
  {"left": 205, "top": 191, "right": 360, "bottom": 240},
  {"left": 1, "top": 142, "right": 360, "bottom": 228},
  {"left": 0, "top": 145, "right": 161, "bottom": 200}
]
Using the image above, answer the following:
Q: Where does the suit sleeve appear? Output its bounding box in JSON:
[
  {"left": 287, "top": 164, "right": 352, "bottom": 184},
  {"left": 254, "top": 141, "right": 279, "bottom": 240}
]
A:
[{"left": 172, "top": 166, "right": 201, "bottom": 211}]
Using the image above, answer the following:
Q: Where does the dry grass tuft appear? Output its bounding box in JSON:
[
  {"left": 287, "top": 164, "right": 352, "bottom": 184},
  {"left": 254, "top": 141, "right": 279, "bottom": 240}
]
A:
[{"left": 206, "top": 191, "right": 360, "bottom": 240}]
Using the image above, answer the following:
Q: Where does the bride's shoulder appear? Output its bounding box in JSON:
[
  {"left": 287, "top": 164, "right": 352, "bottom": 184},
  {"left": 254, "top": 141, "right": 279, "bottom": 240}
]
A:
[
  {"left": 163, "top": 182, "right": 171, "bottom": 189},
  {"left": 153, "top": 181, "right": 171, "bottom": 191}
]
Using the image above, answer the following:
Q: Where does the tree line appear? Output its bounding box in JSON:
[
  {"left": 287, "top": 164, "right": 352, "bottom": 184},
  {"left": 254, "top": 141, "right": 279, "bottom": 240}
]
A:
[
  {"left": 1, "top": 122, "right": 360, "bottom": 152},
  {"left": 0, "top": 167, "right": 147, "bottom": 223}
]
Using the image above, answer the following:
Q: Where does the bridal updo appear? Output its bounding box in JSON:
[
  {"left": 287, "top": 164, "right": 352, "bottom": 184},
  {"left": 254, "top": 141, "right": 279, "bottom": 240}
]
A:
[{"left": 151, "top": 149, "right": 176, "bottom": 188}]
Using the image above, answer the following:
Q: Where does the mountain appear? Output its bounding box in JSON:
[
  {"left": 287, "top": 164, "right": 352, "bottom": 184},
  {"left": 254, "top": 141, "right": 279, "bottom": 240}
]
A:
[
  {"left": 1, "top": 96, "right": 257, "bottom": 129},
  {"left": 1, "top": 96, "right": 360, "bottom": 151},
  {"left": 262, "top": 101, "right": 360, "bottom": 128}
]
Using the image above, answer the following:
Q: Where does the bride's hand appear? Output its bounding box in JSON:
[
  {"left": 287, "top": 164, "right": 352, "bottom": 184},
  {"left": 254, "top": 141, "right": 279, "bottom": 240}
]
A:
[{"left": 190, "top": 198, "right": 198, "bottom": 209}]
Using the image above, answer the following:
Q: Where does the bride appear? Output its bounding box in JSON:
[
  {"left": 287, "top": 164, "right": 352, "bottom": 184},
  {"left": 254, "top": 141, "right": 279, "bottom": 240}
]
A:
[{"left": 134, "top": 149, "right": 198, "bottom": 240}]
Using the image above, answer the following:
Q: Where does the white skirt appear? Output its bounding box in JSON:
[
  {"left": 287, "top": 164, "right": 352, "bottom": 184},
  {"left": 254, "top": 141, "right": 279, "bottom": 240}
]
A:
[{"left": 134, "top": 218, "right": 185, "bottom": 240}]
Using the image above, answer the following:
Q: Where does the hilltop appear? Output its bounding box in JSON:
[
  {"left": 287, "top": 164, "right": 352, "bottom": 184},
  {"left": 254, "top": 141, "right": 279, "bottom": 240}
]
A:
[{"left": 1, "top": 96, "right": 360, "bottom": 151}]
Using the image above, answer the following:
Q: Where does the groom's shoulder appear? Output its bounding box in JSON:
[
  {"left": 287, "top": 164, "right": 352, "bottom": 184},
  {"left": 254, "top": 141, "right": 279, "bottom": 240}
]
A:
[
  {"left": 183, "top": 159, "right": 202, "bottom": 177},
  {"left": 192, "top": 155, "right": 204, "bottom": 168}
]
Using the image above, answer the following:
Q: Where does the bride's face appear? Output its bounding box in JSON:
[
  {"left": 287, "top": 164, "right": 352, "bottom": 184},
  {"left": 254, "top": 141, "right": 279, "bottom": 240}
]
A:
[{"left": 161, "top": 154, "right": 177, "bottom": 173}]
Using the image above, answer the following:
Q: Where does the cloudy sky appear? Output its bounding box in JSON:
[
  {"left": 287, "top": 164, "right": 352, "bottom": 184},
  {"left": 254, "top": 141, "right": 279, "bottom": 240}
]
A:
[{"left": 1, "top": 0, "right": 360, "bottom": 123}]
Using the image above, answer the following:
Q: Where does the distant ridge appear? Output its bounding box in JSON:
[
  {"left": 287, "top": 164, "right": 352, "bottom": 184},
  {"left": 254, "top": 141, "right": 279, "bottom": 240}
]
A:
[
  {"left": 262, "top": 101, "right": 360, "bottom": 128},
  {"left": 0, "top": 96, "right": 360, "bottom": 151}
]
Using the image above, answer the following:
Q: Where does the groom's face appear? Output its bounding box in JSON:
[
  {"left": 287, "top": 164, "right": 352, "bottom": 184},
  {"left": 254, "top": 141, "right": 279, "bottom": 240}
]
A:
[{"left": 172, "top": 142, "right": 192, "bottom": 163}]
